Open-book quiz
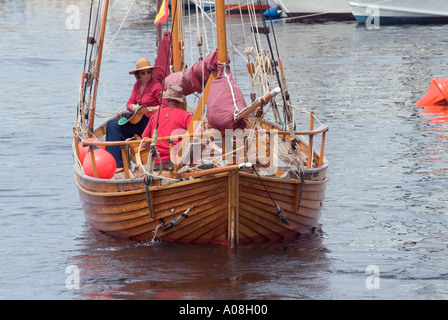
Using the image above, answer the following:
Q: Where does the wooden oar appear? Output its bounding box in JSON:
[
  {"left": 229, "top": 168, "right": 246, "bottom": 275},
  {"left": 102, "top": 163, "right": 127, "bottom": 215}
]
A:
[{"left": 235, "top": 87, "right": 281, "bottom": 121}]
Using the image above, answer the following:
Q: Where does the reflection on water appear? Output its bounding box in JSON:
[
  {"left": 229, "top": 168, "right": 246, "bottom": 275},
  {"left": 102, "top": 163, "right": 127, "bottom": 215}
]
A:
[
  {"left": 0, "top": 0, "right": 447, "bottom": 300},
  {"left": 419, "top": 104, "right": 448, "bottom": 125},
  {"left": 69, "top": 229, "right": 329, "bottom": 300}
]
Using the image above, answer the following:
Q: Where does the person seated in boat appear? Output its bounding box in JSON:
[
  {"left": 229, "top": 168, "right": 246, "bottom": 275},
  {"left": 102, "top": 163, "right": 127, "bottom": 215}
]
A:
[
  {"left": 141, "top": 85, "right": 192, "bottom": 170},
  {"left": 106, "top": 58, "right": 167, "bottom": 172}
]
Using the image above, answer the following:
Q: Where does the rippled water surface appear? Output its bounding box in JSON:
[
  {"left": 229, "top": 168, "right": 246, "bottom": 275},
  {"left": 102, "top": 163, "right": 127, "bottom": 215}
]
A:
[{"left": 1, "top": 0, "right": 447, "bottom": 301}]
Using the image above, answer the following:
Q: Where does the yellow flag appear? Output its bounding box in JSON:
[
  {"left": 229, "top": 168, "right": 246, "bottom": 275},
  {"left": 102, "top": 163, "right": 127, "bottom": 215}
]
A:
[{"left": 154, "top": 0, "right": 170, "bottom": 24}]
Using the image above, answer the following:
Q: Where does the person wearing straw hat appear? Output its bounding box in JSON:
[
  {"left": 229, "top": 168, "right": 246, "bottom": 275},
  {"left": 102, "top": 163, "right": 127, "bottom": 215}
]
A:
[
  {"left": 105, "top": 58, "right": 167, "bottom": 173},
  {"left": 142, "top": 85, "right": 192, "bottom": 169}
]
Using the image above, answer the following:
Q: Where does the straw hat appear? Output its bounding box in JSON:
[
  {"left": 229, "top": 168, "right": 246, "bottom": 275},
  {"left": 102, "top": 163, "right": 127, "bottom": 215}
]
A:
[
  {"left": 164, "top": 85, "right": 186, "bottom": 103},
  {"left": 129, "top": 58, "right": 158, "bottom": 75}
]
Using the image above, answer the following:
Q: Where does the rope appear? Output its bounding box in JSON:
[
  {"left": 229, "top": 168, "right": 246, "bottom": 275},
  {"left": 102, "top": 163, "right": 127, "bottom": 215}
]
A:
[
  {"left": 250, "top": 164, "right": 290, "bottom": 224},
  {"left": 137, "top": 137, "right": 179, "bottom": 182},
  {"left": 103, "top": 0, "right": 137, "bottom": 55},
  {"left": 144, "top": 175, "right": 153, "bottom": 217}
]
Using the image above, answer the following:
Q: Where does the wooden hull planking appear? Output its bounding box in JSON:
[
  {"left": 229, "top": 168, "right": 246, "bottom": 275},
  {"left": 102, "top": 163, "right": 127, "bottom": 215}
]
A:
[{"left": 74, "top": 160, "right": 327, "bottom": 245}]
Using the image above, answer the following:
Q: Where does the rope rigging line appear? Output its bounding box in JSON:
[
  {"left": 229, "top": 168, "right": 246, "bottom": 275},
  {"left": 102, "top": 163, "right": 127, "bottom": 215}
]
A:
[
  {"left": 103, "top": 0, "right": 137, "bottom": 55},
  {"left": 250, "top": 163, "right": 290, "bottom": 224},
  {"left": 75, "top": 0, "right": 102, "bottom": 141}
]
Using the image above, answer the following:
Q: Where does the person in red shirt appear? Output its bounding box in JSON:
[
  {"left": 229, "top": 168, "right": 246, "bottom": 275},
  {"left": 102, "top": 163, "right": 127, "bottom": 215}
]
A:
[
  {"left": 142, "top": 85, "right": 192, "bottom": 169},
  {"left": 105, "top": 58, "right": 167, "bottom": 172}
]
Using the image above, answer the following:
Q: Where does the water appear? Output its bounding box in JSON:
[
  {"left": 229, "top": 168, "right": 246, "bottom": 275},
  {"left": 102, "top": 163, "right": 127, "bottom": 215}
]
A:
[{"left": 1, "top": 0, "right": 447, "bottom": 301}]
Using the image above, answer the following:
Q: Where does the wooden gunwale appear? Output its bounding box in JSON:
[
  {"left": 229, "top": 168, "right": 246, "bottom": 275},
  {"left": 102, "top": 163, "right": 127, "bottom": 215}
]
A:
[
  {"left": 80, "top": 126, "right": 329, "bottom": 148},
  {"left": 79, "top": 119, "right": 328, "bottom": 179}
]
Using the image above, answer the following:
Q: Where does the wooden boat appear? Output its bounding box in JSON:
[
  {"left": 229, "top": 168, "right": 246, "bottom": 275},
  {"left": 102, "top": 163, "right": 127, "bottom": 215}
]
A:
[{"left": 73, "top": 0, "right": 329, "bottom": 247}]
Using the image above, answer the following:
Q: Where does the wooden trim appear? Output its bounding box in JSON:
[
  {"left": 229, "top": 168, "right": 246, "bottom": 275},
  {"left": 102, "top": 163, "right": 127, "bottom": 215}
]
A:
[
  {"left": 319, "top": 131, "right": 326, "bottom": 167},
  {"left": 171, "top": 0, "right": 183, "bottom": 73},
  {"left": 228, "top": 170, "right": 239, "bottom": 247},
  {"left": 120, "top": 146, "right": 130, "bottom": 179}
]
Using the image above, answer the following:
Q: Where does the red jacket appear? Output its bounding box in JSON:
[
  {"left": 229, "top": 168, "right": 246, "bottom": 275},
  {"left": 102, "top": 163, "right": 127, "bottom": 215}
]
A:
[
  {"left": 142, "top": 107, "right": 192, "bottom": 163},
  {"left": 127, "top": 79, "right": 167, "bottom": 117}
]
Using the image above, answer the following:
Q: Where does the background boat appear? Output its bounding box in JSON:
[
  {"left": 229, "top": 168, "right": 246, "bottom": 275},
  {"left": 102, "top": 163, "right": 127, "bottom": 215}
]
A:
[
  {"left": 224, "top": 0, "right": 275, "bottom": 13},
  {"left": 348, "top": 0, "right": 448, "bottom": 24},
  {"left": 167, "top": 0, "right": 214, "bottom": 11},
  {"left": 274, "top": 0, "right": 354, "bottom": 22},
  {"left": 165, "top": 0, "right": 276, "bottom": 13}
]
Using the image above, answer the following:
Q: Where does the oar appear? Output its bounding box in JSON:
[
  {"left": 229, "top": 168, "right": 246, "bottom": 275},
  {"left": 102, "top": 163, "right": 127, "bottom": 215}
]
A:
[{"left": 234, "top": 87, "right": 281, "bottom": 121}]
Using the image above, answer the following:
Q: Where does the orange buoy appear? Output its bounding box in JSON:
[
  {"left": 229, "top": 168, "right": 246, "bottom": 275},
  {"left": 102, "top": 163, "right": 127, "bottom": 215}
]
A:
[
  {"left": 416, "top": 78, "right": 448, "bottom": 107},
  {"left": 78, "top": 138, "right": 105, "bottom": 163},
  {"left": 82, "top": 147, "right": 116, "bottom": 179}
]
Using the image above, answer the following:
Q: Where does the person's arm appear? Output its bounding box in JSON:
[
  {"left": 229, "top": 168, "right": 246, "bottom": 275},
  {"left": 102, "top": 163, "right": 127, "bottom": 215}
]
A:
[
  {"left": 184, "top": 113, "right": 193, "bottom": 129},
  {"left": 141, "top": 80, "right": 167, "bottom": 116},
  {"left": 126, "top": 82, "right": 139, "bottom": 111},
  {"left": 141, "top": 119, "right": 153, "bottom": 150}
]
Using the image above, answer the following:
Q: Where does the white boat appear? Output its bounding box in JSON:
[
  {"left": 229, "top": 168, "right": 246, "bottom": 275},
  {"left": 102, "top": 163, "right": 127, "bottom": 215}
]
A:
[
  {"left": 274, "top": 0, "right": 354, "bottom": 22},
  {"left": 348, "top": 0, "right": 448, "bottom": 24}
]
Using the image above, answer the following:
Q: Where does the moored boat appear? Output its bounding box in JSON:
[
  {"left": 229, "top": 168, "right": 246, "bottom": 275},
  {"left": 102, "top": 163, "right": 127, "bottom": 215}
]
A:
[
  {"left": 274, "top": 0, "right": 353, "bottom": 22},
  {"left": 167, "top": 0, "right": 214, "bottom": 11},
  {"left": 348, "top": 0, "right": 448, "bottom": 25},
  {"left": 224, "top": 0, "right": 274, "bottom": 13},
  {"left": 73, "top": 0, "right": 329, "bottom": 247},
  {"left": 166, "top": 0, "right": 275, "bottom": 13}
]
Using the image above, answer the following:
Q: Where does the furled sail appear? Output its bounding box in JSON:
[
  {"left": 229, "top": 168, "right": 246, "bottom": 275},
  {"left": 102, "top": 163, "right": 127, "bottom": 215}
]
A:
[
  {"left": 163, "top": 50, "right": 223, "bottom": 96},
  {"left": 206, "top": 64, "right": 247, "bottom": 130}
]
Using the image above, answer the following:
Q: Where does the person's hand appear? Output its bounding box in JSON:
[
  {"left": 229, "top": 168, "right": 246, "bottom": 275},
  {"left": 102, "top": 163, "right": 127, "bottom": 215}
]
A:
[
  {"left": 135, "top": 105, "right": 147, "bottom": 115},
  {"left": 129, "top": 104, "right": 139, "bottom": 112}
]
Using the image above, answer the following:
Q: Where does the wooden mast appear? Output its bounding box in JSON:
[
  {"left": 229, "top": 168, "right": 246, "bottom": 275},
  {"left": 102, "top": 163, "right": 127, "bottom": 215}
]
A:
[
  {"left": 88, "top": 0, "right": 110, "bottom": 136},
  {"left": 180, "top": 0, "right": 228, "bottom": 139},
  {"left": 215, "top": 0, "right": 228, "bottom": 64},
  {"left": 171, "top": 0, "right": 186, "bottom": 111},
  {"left": 183, "top": 0, "right": 229, "bottom": 134},
  {"left": 214, "top": 0, "right": 239, "bottom": 247},
  {"left": 171, "top": 0, "right": 184, "bottom": 73}
]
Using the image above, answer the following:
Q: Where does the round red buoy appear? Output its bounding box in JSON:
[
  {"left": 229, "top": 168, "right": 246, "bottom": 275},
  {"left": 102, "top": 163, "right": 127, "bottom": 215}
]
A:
[
  {"left": 78, "top": 138, "right": 105, "bottom": 163},
  {"left": 82, "top": 148, "right": 116, "bottom": 179}
]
